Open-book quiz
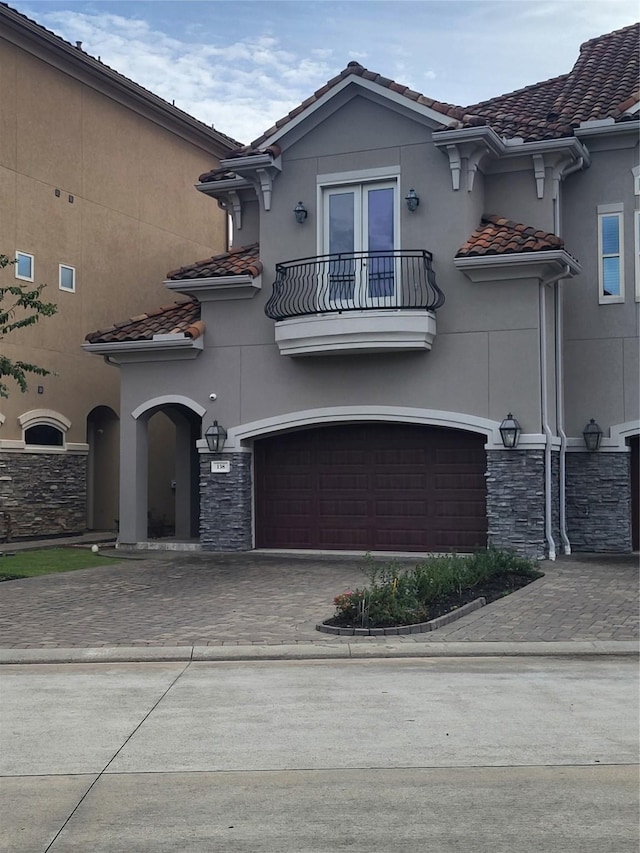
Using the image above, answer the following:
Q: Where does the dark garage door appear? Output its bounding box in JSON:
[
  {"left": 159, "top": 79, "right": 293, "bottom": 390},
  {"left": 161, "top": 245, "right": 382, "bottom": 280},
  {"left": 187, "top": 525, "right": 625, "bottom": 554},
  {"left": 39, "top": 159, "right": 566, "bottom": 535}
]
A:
[{"left": 254, "top": 423, "right": 487, "bottom": 552}]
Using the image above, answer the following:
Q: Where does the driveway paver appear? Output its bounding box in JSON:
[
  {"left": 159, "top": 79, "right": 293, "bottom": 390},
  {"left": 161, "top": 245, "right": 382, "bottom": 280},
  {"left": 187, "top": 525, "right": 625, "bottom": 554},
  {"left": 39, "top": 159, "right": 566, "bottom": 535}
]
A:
[{"left": 0, "top": 550, "right": 637, "bottom": 648}]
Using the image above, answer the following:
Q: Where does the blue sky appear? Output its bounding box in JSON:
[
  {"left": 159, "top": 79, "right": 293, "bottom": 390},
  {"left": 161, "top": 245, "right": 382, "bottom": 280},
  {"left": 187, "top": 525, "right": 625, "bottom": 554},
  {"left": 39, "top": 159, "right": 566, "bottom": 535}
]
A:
[{"left": 9, "top": 0, "right": 639, "bottom": 144}]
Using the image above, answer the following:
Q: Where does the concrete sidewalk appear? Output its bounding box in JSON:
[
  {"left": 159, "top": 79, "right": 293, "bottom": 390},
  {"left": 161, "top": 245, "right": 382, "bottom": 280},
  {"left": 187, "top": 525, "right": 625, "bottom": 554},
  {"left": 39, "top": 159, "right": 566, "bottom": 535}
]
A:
[{"left": 0, "top": 542, "right": 637, "bottom": 662}]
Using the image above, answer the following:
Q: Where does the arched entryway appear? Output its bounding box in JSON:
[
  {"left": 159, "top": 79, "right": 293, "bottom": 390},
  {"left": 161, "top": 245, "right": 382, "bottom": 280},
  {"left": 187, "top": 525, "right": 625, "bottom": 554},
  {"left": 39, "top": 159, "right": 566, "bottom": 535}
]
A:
[
  {"left": 87, "top": 405, "right": 119, "bottom": 531},
  {"left": 254, "top": 422, "right": 487, "bottom": 552}
]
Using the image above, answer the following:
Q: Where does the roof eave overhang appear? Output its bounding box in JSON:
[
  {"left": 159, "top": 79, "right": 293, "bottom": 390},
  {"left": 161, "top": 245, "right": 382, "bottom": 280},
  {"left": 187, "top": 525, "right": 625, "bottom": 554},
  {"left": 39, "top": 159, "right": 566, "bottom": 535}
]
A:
[
  {"left": 164, "top": 274, "right": 261, "bottom": 302},
  {"left": 454, "top": 250, "right": 581, "bottom": 282},
  {"left": 575, "top": 118, "right": 640, "bottom": 139},
  {"left": 0, "top": 5, "right": 238, "bottom": 155},
  {"left": 82, "top": 336, "right": 203, "bottom": 363}
]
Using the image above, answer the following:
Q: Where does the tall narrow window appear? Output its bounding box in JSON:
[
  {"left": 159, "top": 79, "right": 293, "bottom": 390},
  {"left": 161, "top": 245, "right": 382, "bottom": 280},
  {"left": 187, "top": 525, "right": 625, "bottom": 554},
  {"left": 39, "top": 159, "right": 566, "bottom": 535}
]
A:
[
  {"left": 15, "top": 251, "right": 34, "bottom": 282},
  {"left": 598, "top": 204, "right": 624, "bottom": 303},
  {"left": 59, "top": 264, "right": 76, "bottom": 292}
]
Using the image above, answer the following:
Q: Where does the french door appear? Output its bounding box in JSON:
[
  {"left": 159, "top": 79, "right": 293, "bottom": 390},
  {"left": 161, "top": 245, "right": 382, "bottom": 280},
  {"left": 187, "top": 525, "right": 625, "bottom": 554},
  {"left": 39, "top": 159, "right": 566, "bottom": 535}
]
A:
[{"left": 322, "top": 181, "right": 397, "bottom": 309}]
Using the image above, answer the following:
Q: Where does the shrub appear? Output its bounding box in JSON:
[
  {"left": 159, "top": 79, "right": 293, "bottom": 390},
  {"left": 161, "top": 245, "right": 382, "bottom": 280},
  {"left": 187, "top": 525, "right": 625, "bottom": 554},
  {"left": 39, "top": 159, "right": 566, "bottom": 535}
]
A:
[{"left": 330, "top": 548, "right": 542, "bottom": 629}]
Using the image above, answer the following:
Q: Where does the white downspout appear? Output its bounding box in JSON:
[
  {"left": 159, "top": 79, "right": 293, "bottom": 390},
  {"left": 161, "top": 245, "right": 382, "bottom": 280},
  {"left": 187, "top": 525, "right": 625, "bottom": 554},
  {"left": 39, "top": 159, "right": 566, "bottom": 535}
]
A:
[
  {"left": 551, "top": 155, "right": 584, "bottom": 555},
  {"left": 538, "top": 280, "right": 556, "bottom": 560},
  {"left": 540, "top": 263, "right": 571, "bottom": 561}
]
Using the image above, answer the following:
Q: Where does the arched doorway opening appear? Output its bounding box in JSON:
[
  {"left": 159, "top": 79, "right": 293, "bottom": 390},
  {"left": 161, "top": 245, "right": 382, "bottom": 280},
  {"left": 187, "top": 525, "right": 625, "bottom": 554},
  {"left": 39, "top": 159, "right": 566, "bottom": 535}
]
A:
[
  {"left": 87, "top": 405, "right": 120, "bottom": 531},
  {"left": 146, "top": 404, "right": 202, "bottom": 541}
]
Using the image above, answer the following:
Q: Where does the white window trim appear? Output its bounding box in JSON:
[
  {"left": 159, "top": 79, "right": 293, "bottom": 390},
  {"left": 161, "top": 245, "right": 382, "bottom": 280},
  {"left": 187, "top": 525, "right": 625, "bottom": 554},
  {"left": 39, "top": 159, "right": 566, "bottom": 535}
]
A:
[
  {"left": 59, "top": 263, "right": 76, "bottom": 292},
  {"left": 635, "top": 209, "right": 640, "bottom": 303},
  {"left": 15, "top": 251, "right": 34, "bottom": 282},
  {"left": 597, "top": 203, "right": 624, "bottom": 304},
  {"left": 632, "top": 165, "right": 640, "bottom": 196}
]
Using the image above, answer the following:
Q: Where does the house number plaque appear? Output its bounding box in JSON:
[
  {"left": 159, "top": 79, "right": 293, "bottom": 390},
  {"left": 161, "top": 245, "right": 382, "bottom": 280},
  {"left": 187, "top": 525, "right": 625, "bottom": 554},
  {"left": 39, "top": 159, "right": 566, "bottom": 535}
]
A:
[{"left": 211, "top": 460, "right": 231, "bottom": 473}]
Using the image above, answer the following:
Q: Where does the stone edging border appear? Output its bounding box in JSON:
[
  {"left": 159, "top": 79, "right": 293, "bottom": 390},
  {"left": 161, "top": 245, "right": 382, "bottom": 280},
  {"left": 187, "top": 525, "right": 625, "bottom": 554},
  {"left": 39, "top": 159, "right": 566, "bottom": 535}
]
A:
[{"left": 315, "top": 596, "right": 486, "bottom": 637}]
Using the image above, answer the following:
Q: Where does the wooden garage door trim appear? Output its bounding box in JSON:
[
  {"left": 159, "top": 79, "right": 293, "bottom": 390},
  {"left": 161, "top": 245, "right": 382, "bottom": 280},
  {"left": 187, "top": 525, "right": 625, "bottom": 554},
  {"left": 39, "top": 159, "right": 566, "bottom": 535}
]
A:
[{"left": 255, "top": 423, "right": 487, "bottom": 552}]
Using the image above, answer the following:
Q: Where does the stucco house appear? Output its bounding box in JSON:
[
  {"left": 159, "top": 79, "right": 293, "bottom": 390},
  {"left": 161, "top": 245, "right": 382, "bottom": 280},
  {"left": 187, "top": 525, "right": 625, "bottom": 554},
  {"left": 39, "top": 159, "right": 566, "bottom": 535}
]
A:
[
  {"left": 0, "top": 4, "right": 235, "bottom": 541},
  {"left": 85, "top": 23, "right": 640, "bottom": 558}
]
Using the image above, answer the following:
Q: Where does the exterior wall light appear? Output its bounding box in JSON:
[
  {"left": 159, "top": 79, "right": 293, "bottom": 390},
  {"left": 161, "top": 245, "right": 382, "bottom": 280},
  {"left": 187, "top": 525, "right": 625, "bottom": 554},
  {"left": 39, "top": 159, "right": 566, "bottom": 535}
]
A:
[
  {"left": 582, "top": 418, "right": 603, "bottom": 451},
  {"left": 405, "top": 188, "right": 420, "bottom": 212},
  {"left": 294, "top": 201, "right": 308, "bottom": 224},
  {"left": 204, "top": 420, "right": 227, "bottom": 453},
  {"left": 499, "top": 413, "right": 521, "bottom": 448}
]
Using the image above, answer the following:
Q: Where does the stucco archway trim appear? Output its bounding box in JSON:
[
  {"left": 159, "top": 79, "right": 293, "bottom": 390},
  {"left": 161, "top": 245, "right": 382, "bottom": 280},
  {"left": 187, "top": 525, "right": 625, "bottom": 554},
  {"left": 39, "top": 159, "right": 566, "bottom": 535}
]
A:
[
  {"left": 610, "top": 419, "right": 640, "bottom": 446},
  {"left": 131, "top": 395, "right": 207, "bottom": 421},
  {"left": 219, "top": 407, "right": 505, "bottom": 451}
]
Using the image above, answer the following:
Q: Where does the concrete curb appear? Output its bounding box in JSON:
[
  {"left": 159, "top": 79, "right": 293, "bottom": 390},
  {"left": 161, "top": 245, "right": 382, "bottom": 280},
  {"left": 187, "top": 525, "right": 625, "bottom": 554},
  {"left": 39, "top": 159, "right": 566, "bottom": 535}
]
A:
[{"left": 0, "top": 640, "right": 637, "bottom": 665}]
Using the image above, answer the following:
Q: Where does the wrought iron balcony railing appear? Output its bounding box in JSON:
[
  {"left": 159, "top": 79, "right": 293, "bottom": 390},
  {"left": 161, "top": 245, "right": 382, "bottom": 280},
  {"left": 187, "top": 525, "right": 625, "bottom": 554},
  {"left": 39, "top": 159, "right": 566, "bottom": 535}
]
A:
[{"left": 264, "top": 250, "right": 444, "bottom": 321}]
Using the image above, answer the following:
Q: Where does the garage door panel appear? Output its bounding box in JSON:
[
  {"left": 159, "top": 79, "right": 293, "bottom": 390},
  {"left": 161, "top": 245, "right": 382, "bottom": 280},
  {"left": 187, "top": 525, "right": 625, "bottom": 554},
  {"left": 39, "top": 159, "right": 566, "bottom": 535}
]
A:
[{"left": 255, "top": 423, "right": 487, "bottom": 552}]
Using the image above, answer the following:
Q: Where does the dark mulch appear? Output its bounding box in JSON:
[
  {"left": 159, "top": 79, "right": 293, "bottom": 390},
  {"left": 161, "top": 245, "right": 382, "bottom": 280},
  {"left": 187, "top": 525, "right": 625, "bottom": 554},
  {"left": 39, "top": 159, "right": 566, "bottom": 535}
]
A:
[{"left": 324, "top": 571, "right": 543, "bottom": 629}]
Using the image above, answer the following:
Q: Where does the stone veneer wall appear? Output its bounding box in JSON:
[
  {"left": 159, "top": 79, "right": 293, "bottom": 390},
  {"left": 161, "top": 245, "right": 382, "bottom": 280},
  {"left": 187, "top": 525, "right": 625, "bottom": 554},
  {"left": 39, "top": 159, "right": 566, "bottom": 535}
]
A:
[
  {"left": 566, "top": 451, "right": 631, "bottom": 552},
  {"left": 486, "top": 450, "right": 548, "bottom": 559},
  {"left": 0, "top": 452, "right": 87, "bottom": 540},
  {"left": 200, "top": 452, "right": 253, "bottom": 551}
]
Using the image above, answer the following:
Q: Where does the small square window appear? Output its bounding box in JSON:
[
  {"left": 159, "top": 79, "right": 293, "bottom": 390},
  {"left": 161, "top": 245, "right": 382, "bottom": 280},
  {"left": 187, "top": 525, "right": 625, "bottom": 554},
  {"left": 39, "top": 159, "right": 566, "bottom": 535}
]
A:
[
  {"left": 15, "top": 252, "right": 34, "bottom": 282},
  {"left": 59, "top": 264, "right": 76, "bottom": 292}
]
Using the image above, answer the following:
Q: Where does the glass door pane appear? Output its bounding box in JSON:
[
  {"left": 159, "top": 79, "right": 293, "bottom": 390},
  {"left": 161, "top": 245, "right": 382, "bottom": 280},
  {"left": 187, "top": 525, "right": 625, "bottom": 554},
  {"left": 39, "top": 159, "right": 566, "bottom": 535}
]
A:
[
  {"left": 327, "top": 190, "right": 356, "bottom": 305},
  {"left": 365, "top": 186, "right": 395, "bottom": 301}
]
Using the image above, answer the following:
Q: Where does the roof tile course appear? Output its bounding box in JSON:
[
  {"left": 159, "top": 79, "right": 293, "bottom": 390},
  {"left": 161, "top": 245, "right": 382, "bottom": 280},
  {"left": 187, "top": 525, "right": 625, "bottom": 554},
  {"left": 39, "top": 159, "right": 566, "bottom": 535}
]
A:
[
  {"left": 456, "top": 215, "right": 567, "bottom": 258},
  {"left": 85, "top": 299, "right": 201, "bottom": 345},
  {"left": 166, "top": 244, "right": 261, "bottom": 281}
]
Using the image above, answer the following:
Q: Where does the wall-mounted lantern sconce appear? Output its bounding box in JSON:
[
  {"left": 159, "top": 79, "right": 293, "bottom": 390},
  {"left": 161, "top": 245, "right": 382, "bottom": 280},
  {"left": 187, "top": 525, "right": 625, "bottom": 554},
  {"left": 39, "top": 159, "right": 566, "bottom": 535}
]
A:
[
  {"left": 582, "top": 418, "right": 602, "bottom": 451},
  {"left": 499, "top": 413, "right": 521, "bottom": 449},
  {"left": 405, "top": 188, "right": 420, "bottom": 212},
  {"left": 204, "top": 420, "right": 227, "bottom": 453},
  {"left": 294, "top": 201, "right": 308, "bottom": 224}
]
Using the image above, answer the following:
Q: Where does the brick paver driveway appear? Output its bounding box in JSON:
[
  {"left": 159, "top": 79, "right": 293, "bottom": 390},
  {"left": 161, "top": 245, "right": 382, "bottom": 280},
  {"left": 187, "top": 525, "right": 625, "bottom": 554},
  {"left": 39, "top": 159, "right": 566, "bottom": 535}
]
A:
[{"left": 0, "top": 551, "right": 637, "bottom": 648}]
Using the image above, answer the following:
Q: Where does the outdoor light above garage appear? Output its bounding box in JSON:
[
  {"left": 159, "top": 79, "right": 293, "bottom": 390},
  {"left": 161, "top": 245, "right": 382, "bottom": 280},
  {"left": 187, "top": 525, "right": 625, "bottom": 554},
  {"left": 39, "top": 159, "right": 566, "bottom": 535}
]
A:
[
  {"left": 499, "top": 413, "right": 521, "bottom": 448},
  {"left": 204, "top": 420, "right": 227, "bottom": 453},
  {"left": 582, "top": 418, "right": 603, "bottom": 451}
]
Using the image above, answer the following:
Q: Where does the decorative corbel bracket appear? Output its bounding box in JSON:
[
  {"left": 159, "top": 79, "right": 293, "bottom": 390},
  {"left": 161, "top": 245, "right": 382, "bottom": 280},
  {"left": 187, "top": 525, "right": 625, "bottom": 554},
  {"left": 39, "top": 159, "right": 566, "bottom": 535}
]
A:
[
  {"left": 442, "top": 141, "right": 492, "bottom": 191},
  {"left": 532, "top": 154, "right": 546, "bottom": 199},
  {"left": 216, "top": 190, "right": 243, "bottom": 230}
]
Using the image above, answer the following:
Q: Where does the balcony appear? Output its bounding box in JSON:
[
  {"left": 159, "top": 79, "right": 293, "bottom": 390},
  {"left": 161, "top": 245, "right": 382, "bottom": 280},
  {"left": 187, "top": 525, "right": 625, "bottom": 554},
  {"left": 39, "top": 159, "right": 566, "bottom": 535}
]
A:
[{"left": 264, "top": 250, "right": 445, "bottom": 356}]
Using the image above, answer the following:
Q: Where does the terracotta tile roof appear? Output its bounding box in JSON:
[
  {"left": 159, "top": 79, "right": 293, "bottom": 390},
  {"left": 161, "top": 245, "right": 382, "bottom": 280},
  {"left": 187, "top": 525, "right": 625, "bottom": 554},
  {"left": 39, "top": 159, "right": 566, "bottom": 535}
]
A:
[
  {"left": 85, "top": 300, "right": 202, "bottom": 344},
  {"left": 456, "top": 215, "right": 567, "bottom": 258},
  {"left": 1, "top": 3, "right": 240, "bottom": 150},
  {"left": 459, "top": 23, "right": 640, "bottom": 140},
  {"left": 166, "top": 244, "right": 262, "bottom": 280},
  {"left": 195, "top": 24, "right": 639, "bottom": 175}
]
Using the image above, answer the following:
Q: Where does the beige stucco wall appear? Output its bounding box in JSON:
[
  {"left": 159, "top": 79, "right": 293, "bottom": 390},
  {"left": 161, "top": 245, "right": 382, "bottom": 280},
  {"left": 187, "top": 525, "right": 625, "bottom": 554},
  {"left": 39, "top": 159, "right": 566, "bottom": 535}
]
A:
[{"left": 0, "top": 33, "right": 229, "bottom": 532}]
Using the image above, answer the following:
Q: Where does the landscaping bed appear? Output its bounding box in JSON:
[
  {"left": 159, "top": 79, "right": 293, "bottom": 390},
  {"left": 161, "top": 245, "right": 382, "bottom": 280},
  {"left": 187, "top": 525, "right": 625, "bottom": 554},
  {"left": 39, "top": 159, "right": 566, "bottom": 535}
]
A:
[{"left": 318, "top": 549, "right": 544, "bottom": 633}]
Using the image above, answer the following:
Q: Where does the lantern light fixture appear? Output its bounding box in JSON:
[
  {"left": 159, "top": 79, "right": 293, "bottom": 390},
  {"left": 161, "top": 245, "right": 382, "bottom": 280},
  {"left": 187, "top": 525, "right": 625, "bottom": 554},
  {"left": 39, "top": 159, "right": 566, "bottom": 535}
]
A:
[
  {"left": 582, "top": 418, "right": 603, "bottom": 451},
  {"left": 405, "top": 188, "right": 420, "bottom": 212},
  {"left": 294, "top": 201, "right": 308, "bottom": 224},
  {"left": 499, "top": 412, "right": 521, "bottom": 449},
  {"left": 204, "top": 420, "right": 227, "bottom": 453}
]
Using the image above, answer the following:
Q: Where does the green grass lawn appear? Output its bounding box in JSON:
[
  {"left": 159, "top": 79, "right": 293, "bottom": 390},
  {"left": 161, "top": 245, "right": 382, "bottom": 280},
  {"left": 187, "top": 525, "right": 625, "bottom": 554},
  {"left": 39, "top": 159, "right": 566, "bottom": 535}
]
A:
[{"left": 0, "top": 548, "right": 114, "bottom": 581}]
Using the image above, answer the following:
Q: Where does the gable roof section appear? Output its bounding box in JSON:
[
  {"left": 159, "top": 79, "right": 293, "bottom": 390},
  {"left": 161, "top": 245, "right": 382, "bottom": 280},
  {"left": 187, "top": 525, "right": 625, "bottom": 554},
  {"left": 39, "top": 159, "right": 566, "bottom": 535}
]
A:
[
  {"left": 166, "top": 244, "right": 262, "bottom": 281},
  {"left": 0, "top": 2, "right": 240, "bottom": 151},
  {"left": 197, "top": 22, "right": 639, "bottom": 176},
  {"left": 85, "top": 300, "right": 202, "bottom": 345},
  {"left": 456, "top": 215, "right": 568, "bottom": 258},
  {"left": 460, "top": 23, "right": 639, "bottom": 141}
]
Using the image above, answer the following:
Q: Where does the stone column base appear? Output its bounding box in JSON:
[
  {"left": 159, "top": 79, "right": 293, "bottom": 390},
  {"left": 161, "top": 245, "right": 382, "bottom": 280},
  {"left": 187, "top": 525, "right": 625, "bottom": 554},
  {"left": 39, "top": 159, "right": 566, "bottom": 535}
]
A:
[
  {"left": 200, "top": 452, "right": 252, "bottom": 551},
  {"left": 566, "top": 451, "right": 631, "bottom": 552}
]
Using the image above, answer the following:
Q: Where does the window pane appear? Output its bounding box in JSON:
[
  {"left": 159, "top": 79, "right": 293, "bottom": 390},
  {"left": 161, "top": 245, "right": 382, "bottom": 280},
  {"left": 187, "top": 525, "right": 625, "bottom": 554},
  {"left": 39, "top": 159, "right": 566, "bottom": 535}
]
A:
[
  {"left": 16, "top": 253, "right": 32, "bottom": 278},
  {"left": 367, "top": 188, "right": 394, "bottom": 297},
  {"left": 601, "top": 216, "right": 620, "bottom": 255},
  {"left": 60, "top": 266, "right": 75, "bottom": 290},
  {"left": 25, "top": 425, "right": 63, "bottom": 446},
  {"left": 329, "top": 193, "right": 355, "bottom": 255},
  {"left": 602, "top": 257, "right": 620, "bottom": 296}
]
